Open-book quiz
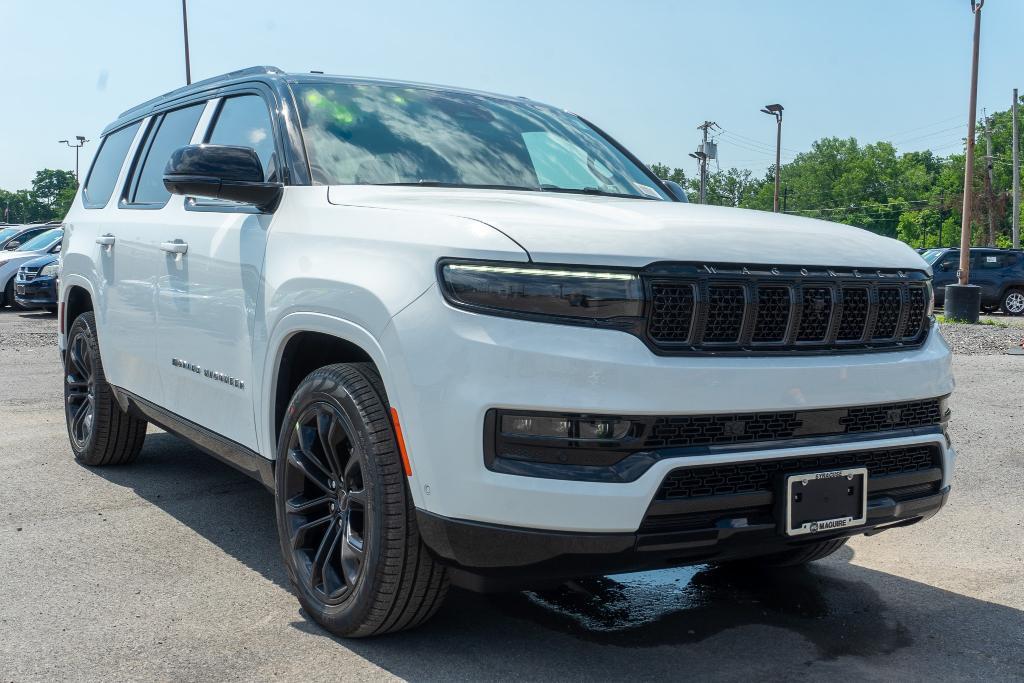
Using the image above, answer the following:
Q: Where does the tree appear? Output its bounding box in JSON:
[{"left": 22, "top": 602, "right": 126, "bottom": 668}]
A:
[{"left": 0, "top": 169, "right": 78, "bottom": 223}]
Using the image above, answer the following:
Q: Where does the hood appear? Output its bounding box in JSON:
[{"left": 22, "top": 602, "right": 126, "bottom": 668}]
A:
[
  {"left": 0, "top": 249, "right": 46, "bottom": 266},
  {"left": 327, "top": 186, "right": 927, "bottom": 271},
  {"left": 21, "top": 253, "right": 58, "bottom": 268}
]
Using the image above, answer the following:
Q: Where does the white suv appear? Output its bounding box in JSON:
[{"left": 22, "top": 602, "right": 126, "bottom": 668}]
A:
[{"left": 59, "top": 66, "right": 955, "bottom": 637}]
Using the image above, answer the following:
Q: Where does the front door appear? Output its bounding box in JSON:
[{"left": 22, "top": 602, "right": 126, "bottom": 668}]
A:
[{"left": 154, "top": 94, "right": 280, "bottom": 451}]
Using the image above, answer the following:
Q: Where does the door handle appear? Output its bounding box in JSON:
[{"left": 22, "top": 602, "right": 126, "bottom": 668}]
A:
[
  {"left": 160, "top": 241, "right": 189, "bottom": 255},
  {"left": 95, "top": 234, "right": 115, "bottom": 247}
]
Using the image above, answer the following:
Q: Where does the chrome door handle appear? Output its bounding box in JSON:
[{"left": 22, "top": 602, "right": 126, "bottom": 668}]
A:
[
  {"left": 95, "top": 234, "right": 115, "bottom": 247},
  {"left": 160, "top": 241, "right": 188, "bottom": 255}
]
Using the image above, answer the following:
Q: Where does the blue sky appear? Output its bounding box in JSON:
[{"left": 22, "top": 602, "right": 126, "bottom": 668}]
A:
[{"left": 2, "top": 0, "right": 1021, "bottom": 190}]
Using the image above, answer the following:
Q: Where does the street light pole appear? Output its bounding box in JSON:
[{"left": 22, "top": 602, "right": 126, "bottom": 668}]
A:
[
  {"left": 58, "top": 136, "right": 89, "bottom": 182},
  {"left": 182, "top": 0, "right": 192, "bottom": 85},
  {"left": 761, "top": 104, "right": 784, "bottom": 212}
]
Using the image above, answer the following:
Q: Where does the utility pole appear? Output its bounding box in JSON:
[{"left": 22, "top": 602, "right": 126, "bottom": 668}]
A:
[
  {"left": 58, "top": 136, "right": 89, "bottom": 182},
  {"left": 983, "top": 113, "right": 996, "bottom": 246},
  {"left": 760, "top": 104, "right": 784, "bottom": 212},
  {"left": 688, "top": 151, "right": 708, "bottom": 203},
  {"left": 1013, "top": 88, "right": 1020, "bottom": 249},
  {"left": 948, "top": 0, "right": 984, "bottom": 322},
  {"left": 182, "top": 0, "right": 192, "bottom": 85},
  {"left": 691, "top": 121, "right": 718, "bottom": 204}
]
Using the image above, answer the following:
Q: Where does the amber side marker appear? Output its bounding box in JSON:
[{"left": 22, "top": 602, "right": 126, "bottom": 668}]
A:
[{"left": 390, "top": 407, "right": 412, "bottom": 477}]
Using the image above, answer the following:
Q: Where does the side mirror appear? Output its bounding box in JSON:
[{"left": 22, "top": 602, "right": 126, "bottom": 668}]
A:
[
  {"left": 163, "top": 144, "right": 282, "bottom": 212},
  {"left": 5, "top": 241, "right": 20, "bottom": 250},
  {"left": 938, "top": 262, "right": 950, "bottom": 272},
  {"left": 662, "top": 180, "right": 689, "bottom": 203}
]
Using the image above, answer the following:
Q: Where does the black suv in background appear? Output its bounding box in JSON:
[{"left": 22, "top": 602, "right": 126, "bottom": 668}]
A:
[
  {"left": 13, "top": 253, "right": 59, "bottom": 313},
  {"left": 926, "top": 248, "right": 1024, "bottom": 315}
]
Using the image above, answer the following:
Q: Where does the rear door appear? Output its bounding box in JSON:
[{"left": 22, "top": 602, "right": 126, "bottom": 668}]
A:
[
  {"left": 154, "top": 93, "right": 280, "bottom": 451},
  {"left": 98, "top": 105, "right": 206, "bottom": 403}
]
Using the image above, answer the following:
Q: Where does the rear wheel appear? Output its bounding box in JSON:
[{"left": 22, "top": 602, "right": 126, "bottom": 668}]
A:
[
  {"left": 1001, "top": 289, "right": 1024, "bottom": 316},
  {"left": 64, "top": 312, "right": 147, "bottom": 466},
  {"left": 2, "top": 278, "right": 13, "bottom": 308},
  {"left": 275, "top": 362, "right": 448, "bottom": 637}
]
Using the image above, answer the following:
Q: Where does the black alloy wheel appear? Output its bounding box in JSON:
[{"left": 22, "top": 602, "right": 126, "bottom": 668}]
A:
[
  {"left": 63, "top": 312, "right": 146, "bottom": 466},
  {"left": 65, "top": 329, "right": 96, "bottom": 450},
  {"left": 283, "top": 403, "right": 369, "bottom": 604},
  {"left": 275, "top": 363, "right": 448, "bottom": 637}
]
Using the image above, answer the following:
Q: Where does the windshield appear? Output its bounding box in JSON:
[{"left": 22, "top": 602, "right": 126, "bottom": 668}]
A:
[
  {"left": 17, "top": 228, "right": 62, "bottom": 252},
  {"left": 921, "top": 249, "right": 945, "bottom": 265},
  {"left": 295, "top": 82, "right": 669, "bottom": 201},
  {"left": 0, "top": 228, "right": 17, "bottom": 243}
]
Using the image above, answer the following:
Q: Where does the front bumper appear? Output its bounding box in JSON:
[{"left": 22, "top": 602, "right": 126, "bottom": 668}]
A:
[
  {"left": 419, "top": 487, "right": 950, "bottom": 591},
  {"left": 383, "top": 285, "right": 956, "bottom": 533},
  {"left": 14, "top": 276, "right": 57, "bottom": 308}
]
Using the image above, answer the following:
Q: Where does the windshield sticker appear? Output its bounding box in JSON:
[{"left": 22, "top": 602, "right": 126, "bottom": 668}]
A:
[{"left": 633, "top": 182, "right": 661, "bottom": 198}]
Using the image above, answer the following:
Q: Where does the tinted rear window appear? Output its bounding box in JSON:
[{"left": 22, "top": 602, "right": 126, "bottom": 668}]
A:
[
  {"left": 128, "top": 104, "right": 205, "bottom": 206},
  {"left": 83, "top": 122, "right": 141, "bottom": 209}
]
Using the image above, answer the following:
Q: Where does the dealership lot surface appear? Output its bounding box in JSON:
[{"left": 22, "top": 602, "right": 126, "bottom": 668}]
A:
[{"left": 1, "top": 309, "right": 1022, "bottom": 681}]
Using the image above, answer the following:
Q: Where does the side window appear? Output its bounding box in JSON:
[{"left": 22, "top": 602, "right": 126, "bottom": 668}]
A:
[
  {"left": 938, "top": 255, "right": 958, "bottom": 272},
  {"left": 974, "top": 253, "right": 1005, "bottom": 269},
  {"left": 126, "top": 103, "right": 205, "bottom": 207},
  {"left": 82, "top": 122, "right": 141, "bottom": 209},
  {"left": 206, "top": 95, "right": 278, "bottom": 182}
]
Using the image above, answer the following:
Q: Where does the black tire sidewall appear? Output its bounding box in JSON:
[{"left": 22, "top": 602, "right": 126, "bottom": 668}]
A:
[
  {"left": 274, "top": 369, "right": 394, "bottom": 634},
  {"left": 65, "top": 314, "right": 101, "bottom": 458}
]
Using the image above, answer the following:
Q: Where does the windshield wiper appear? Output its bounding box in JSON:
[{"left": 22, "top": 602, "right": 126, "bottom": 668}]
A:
[{"left": 538, "top": 185, "right": 658, "bottom": 200}]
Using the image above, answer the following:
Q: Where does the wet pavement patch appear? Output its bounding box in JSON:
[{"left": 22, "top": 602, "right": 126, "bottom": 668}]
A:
[{"left": 492, "top": 563, "right": 912, "bottom": 659}]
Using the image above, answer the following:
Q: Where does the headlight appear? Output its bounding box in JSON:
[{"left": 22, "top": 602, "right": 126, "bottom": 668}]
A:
[
  {"left": 438, "top": 260, "right": 643, "bottom": 325},
  {"left": 41, "top": 263, "right": 60, "bottom": 278}
]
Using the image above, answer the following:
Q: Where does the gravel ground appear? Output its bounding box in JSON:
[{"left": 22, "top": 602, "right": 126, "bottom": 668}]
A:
[
  {"left": 937, "top": 323, "right": 1023, "bottom": 355},
  {"left": 1, "top": 308, "right": 1022, "bottom": 681}
]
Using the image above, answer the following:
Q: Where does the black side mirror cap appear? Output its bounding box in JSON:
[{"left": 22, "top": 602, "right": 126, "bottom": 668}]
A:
[{"left": 163, "top": 144, "right": 283, "bottom": 212}]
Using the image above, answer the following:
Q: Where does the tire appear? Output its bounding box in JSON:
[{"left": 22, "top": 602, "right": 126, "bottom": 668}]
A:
[
  {"left": 64, "top": 312, "right": 147, "bottom": 466},
  {"left": 1001, "top": 288, "right": 1024, "bottom": 316},
  {"left": 275, "top": 362, "right": 448, "bottom": 637},
  {"left": 719, "top": 538, "right": 848, "bottom": 568},
  {"left": 2, "top": 278, "right": 12, "bottom": 308}
]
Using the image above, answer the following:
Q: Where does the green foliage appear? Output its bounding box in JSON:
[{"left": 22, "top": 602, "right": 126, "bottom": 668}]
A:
[
  {"left": 651, "top": 94, "right": 1024, "bottom": 249},
  {"left": 0, "top": 169, "right": 78, "bottom": 223}
]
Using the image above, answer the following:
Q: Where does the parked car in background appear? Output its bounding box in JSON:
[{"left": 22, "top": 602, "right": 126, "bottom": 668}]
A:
[
  {"left": 13, "top": 253, "right": 59, "bottom": 313},
  {"left": 0, "top": 223, "right": 57, "bottom": 251},
  {"left": 0, "top": 228, "right": 63, "bottom": 308},
  {"left": 925, "top": 247, "right": 1024, "bottom": 315}
]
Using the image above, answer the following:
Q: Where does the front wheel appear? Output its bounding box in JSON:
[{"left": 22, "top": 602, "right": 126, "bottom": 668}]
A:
[
  {"left": 1001, "top": 289, "right": 1024, "bottom": 316},
  {"left": 274, "top": 362, "right": 448, "bottom": 637}
]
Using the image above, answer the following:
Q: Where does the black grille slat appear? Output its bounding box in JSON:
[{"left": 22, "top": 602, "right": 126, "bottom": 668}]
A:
[
  {"left": 752, "top": 286, "right": 790, "bottom": 342},
  {"left": 657, "top": 445, "right": 938, "bottom": 500},
  {"left": 703, "top": 285, "right": 745, "bottom": 343},
  {"left": 648, "top": 283, "right": 695, "bottom": 342},
  {"left": 901, "top": 286, "right": 927, "bottom": 339},
  {"left": 837, "top": 287, "right": 870, "bottom": 341},
  {"left": 642, "top": 397, "right": 943, "bottom": 449},
  {"left": 796, "top": 287, "right": 834, "bottom": 341},
  {"left": 872, "top": 286, "right": 903, "bottom": 339}
]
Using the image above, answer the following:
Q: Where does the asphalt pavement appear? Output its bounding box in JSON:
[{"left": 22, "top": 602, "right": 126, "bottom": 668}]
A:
[{"left": 1, "top": 308, "right": 1022, "bottom": 681}]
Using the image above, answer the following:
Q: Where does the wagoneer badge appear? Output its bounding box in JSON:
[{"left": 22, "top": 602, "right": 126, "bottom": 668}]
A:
[{"left": 171, "top": 358, "right": 245, "bottom": 389}]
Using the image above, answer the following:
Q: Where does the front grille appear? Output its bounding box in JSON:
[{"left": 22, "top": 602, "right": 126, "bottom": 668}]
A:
[
  {"left": 645, "top": 264, "right": 930, "bottom": 354},
  {"left": 18, "top": 267, "right": 39, "bottom": 282},
  {"left": 656, "top": 445, "right": 939, "bottom": 500},
  {"left": 642, "top": 397, "right": 944, "bottom": 449}
]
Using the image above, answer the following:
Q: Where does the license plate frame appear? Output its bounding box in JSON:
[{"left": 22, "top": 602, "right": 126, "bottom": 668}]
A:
[{"left": 783, "top": 467, "right": 868, "bottom": 537}]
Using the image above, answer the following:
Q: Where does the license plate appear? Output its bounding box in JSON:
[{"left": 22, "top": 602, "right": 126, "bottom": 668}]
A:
[
  {"left": 783, "top": 467, "right": 867, "bottom": 536},
  {"left": 15, "top": 285, "right": 25, "bottom": 295}
]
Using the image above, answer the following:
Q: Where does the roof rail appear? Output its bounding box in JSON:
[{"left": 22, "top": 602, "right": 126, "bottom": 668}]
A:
[{"left": 118, "top": 65, "right": 285, "bottom": 118}]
